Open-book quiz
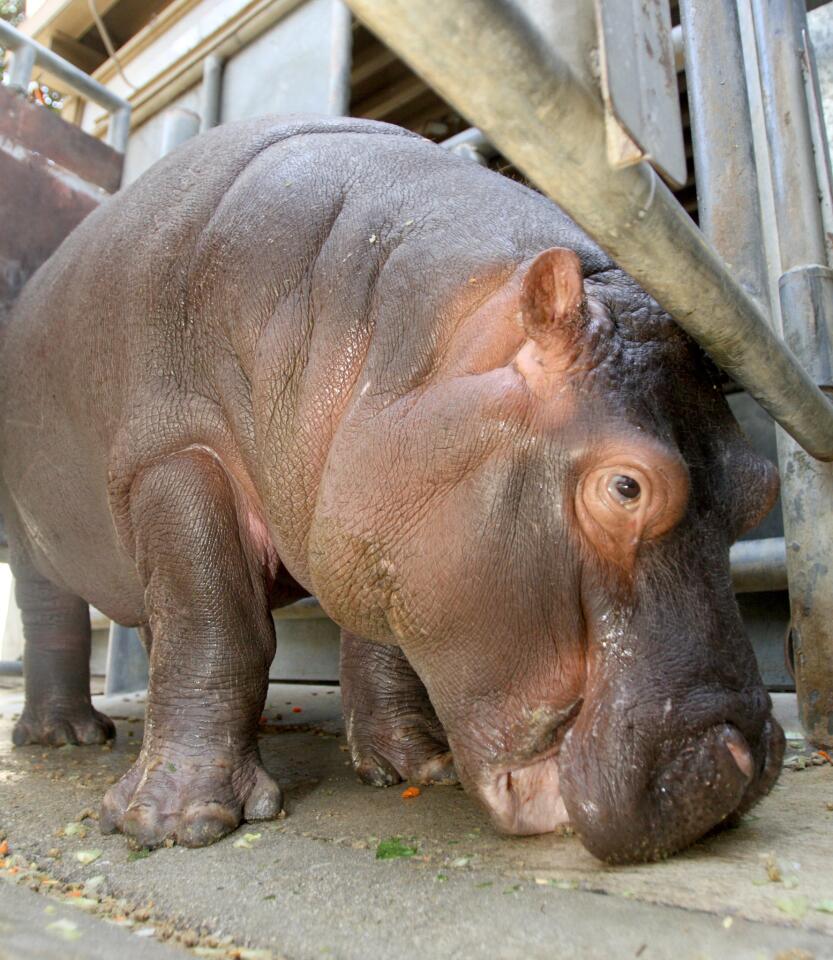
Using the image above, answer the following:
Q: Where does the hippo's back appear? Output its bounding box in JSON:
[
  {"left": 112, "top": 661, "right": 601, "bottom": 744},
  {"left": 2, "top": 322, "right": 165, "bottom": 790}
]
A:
[{"left": 0, "top": 114, "right": 613, "bottom": 612}]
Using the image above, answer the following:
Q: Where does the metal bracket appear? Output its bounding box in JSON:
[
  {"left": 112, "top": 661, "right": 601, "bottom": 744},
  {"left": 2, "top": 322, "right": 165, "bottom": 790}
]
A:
[{"left": 594, "top": 0, "right": 687, "bottom": 187}]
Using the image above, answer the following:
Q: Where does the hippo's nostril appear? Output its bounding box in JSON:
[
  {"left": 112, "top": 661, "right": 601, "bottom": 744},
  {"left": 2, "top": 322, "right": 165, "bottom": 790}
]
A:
[{"left": 722, "top": 726, "right": 754, "bottom": 781}]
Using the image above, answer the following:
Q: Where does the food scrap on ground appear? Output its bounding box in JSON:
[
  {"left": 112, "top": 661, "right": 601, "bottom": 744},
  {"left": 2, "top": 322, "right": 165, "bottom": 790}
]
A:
[{"left": 375, "top": 837, "right": 418, "bottom": 860}]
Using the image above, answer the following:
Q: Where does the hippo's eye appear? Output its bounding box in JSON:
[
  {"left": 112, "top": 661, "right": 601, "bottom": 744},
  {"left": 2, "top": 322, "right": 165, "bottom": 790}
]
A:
[{"left": 609, "top": 475, "right": 641, "bottom": 506}]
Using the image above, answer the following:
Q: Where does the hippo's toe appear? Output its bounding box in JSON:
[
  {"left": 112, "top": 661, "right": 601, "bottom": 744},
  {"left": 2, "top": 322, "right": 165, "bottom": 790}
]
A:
[
  {"left": 12, "top": 704, "right": 115, "bottom": 747},
  {"left": 100, "top": 748, "right": 283, "bottom": 849}
]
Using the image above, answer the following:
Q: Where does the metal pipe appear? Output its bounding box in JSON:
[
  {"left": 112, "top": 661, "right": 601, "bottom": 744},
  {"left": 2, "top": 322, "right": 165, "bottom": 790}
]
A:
[
  {"left": 442, "top": 127, "right": 498, "bottom": 165},
  {"left": 107, "top": 105, "right": 131, "bottom": 153},
  {"left": 160, "top": 107, "right": 200, "bottom": 157},
  {"left": 751, "top": 0, "right": 833, "bottom": 747},
  {"left": 345, "top": 0, "right": 833, "bottom": 461},
  {"left": 104, "top": 624, "right": 147, "bottom": 696},
  {"left": 274, "top": 597, "right": 328, "bottom": 621},
  {"left": 0, "top": 19, "right": 131, "bottom": 151},
  {"left": 730, "top": 538, "right": 788, "bottom": 593},
  {"left": 200, "top": 54, "right": 223, "bottom": 132},
  {"left": 755, "top": 3, "right": 827, "bottom": 268},
  {"left": 328, "top": 0, "right": 353, "bottom": 116},
  {"left": 0, "top": 660, "right": 23, "bottom": 677},
  {"left": 679, "top": 0, "right": 770, "bottom": 306},
  {"left": 7, "top": 43, "right": 35, "bottom": 92}
]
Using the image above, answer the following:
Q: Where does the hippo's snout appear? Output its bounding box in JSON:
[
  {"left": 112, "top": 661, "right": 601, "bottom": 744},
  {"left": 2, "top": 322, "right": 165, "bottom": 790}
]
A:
[{"left": 559, "top": 716, "right": 785, "bottom": 865}]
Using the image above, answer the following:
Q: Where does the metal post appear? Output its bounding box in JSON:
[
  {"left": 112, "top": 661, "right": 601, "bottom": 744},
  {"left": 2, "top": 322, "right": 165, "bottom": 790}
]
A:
[
  {"left": 104, "top": 624, "right": 148, "bottom": 696},
  {"left": 160, "top": 107, "right": 200, "bottom": 156},
  {"left": 751, "top": 0, "right": 833, "bottom": 746},
  {"left": 107, "top": 106, "right": 131, "bottom": 153},
  {"left": 329, "top": 0, "right": 353, "bottom": 116},
  {"left": 679, "top": 0, "right": 770, "bottom": 307},
  {"left": 7, "top": 43, "right": 35, "bottom": 92},
  {"left": 345, "top": 0, "right": 833, "bottom": 460},
  {"left": 200, "top": 54, "right": 224, "bottom": 132}
]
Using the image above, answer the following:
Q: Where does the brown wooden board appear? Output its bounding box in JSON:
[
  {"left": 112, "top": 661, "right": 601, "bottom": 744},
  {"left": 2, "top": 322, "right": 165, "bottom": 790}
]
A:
[
  {"left": 0, "top": 85, "right": 122, "bottom": 192},
  {"left": 0, "top": 86, "right": 124, "bottom": 311}
]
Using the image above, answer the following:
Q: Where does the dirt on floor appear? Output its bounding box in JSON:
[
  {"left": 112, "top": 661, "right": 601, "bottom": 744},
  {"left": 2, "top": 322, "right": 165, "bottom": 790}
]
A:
[{"left": 0, "top": 682, "right": 832, "bottom": 960}]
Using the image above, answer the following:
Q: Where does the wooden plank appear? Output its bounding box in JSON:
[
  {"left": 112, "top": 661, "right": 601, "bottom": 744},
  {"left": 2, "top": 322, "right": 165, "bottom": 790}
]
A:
[{"left": 0, "top": 85, "right": 122, "bottom": 192}]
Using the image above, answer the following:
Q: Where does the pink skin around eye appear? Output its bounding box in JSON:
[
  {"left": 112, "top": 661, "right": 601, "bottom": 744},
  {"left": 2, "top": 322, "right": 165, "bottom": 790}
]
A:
[{"left": 574, "top": 445, "right": 689, "bottom": 567}]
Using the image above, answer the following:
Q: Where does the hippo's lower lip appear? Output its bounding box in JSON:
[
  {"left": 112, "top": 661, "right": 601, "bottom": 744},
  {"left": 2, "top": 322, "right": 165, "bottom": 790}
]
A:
[{"left": 481, "top": 752, "right": 571, "bottom": 835}]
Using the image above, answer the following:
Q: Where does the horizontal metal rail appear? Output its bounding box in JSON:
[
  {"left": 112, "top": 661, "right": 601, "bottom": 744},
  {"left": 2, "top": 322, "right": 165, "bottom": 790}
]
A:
[
  {"left": 347, "top": 0, "right": 833, "bottom": 461},
  {"left": 0, "top": 19, "right": 130, "bottom": 152},
  {"left": 730, "top": 537, "right": 788, "bottom": 593}
]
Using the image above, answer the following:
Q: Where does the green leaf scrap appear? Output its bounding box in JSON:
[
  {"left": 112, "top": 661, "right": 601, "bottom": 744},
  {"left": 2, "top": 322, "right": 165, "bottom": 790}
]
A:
[{"left": 375, "top": 837, "right": 418, "bottom": 860}]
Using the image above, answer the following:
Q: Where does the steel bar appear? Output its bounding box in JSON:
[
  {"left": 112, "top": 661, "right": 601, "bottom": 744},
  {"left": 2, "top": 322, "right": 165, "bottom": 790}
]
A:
[
  {"left": 345, "top": 0, "right": 833, "bottom": 461},
  {"left": 442, "top": 126, "right": 497, "bottom": 164},
  {"left": 7, "top": 43, "right": 35, "bottom": 92},
  {"left": 0, "top": 19, "right": 131, "bottom": 151},
  {"left": 752, "top": 0, "right": 833, "bottom": 746},
  {"left": 274, "top": 597, "right": 328, "bottom": 620},
  {"left": 160, "top": 107, "right": 200, "bottom": 157},
  {"left": 200, "top": 54, "right": 224, "bottom": 132},
  {"left": 329, "top": 0, "right": 353, "bottom": 116},
  {"left": 730, "top": 538, "right": 788, "bottom": 593},
  {"left": 679, "top": 0, "right": 770, "bottom": 306},
  {"left": 104, "top": 623, "right": 148, "bottom": 696}
]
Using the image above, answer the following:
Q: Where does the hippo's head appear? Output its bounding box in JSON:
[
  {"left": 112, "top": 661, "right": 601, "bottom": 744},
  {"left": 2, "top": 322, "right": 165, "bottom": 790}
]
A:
[{"left": 313, "top": 246, "right": 784, "bottom": 864}]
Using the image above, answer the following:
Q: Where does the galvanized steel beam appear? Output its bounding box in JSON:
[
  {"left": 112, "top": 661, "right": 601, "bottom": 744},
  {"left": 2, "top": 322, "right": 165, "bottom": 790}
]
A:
[
  {"left": 751, "top": 0, "right": 833, "bottom": 746},
  {"left": 730, "top": 537, "right": 788, "bottom": 594},
  {"left": 680, "top": 0, "right": 771, "bottom": 307},
  {"left": 345, "top": 0, "right": 833, "bottom": 461}
]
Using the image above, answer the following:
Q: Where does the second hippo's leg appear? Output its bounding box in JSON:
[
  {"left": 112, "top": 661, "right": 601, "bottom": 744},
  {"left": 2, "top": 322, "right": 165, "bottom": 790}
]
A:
[{"left": 341, "top": 630, "right": 457, "bottom": 787}]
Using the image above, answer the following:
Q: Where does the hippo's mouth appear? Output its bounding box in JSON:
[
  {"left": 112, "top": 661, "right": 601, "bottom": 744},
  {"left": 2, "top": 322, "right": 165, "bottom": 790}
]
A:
[
  {"left": 478, "top": 706, "right": 581, "bottom": 836},
  {"left": 480, "top": 749, "right": 570, "bottom": 835}
]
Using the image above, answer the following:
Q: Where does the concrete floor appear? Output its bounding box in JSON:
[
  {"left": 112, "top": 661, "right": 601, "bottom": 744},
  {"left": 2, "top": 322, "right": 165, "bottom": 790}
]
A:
[{"left": 0, "top": 680, "right": 832, "bottom": 960}]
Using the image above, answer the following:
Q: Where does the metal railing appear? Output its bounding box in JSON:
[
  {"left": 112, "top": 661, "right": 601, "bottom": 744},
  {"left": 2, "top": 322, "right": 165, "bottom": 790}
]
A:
[
  {"left": 351, "top": 0, "right": 833, "bottom": 462},
  {"left": 0, "top": 19, "right": 130, "bottom": 152}
]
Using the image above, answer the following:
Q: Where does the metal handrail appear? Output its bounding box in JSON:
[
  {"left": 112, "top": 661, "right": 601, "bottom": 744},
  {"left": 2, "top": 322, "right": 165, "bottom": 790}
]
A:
[{"left": 0, "top": 19, "right": 130, "bottom": 152}]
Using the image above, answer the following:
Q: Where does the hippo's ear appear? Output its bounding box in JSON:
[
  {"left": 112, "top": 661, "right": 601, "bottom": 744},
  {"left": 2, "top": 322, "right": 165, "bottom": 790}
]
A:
[{"left": 520, "top": 247, "right": 587, "bottom": 347}]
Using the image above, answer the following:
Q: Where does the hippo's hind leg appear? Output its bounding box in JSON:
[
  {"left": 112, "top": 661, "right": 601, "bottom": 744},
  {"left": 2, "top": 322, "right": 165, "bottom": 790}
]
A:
[
  {"left": 11, "top": 563, "right": 115, "bottom": 747},
  {"left": 100, "top": 449, "right": 281, "bottom": 848},
  {"left": 341, "top": 630, "right": 457, "bottom": 786}
]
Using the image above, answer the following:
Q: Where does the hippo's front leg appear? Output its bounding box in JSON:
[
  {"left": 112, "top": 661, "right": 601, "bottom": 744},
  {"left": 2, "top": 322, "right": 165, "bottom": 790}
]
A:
[
  {"left": 100, "top": 450, "right": 281, "bottom": 848},
  {"left": 341, "top": 631, "right": 457, "bottom": 787}
]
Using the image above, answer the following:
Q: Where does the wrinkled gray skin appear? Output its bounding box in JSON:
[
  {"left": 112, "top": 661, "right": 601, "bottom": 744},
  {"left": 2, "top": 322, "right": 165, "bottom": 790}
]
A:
[{"left": 0, "top": 116, "right": 783, "bottom": 863}]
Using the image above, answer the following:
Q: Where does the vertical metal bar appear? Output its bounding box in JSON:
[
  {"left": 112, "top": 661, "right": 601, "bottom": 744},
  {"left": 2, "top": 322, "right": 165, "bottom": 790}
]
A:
[
  {"left": 107, "top": 105, "right": 131, "bottom": 153},
  {"left": 751, "top": 0, "right": 833, "bottom": 747},
  {"left": 801, "top": 23, "right": 833, "bottom": 267},
  {"left": 7, "top": 43, "right": 35, "bottom": 92},
  {"left": 104, "top": 623, "right": 148, "bottom": 696},
  {"left": 200, "top": 54, "right": 224, "bottom": 132},
  {"left": 328, "top": 0, "right": 352, "bottom": 116},
  {"left": 679, "top": 0, "right": 770, "bottom": 307},
  {"left": 160, "top": 107, "right": 200, "bottom": 156}
]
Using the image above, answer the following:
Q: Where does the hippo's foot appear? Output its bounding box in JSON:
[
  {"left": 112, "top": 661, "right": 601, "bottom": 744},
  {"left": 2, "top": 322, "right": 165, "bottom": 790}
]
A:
[
  {"left": 100, "top": 747, "right": 283, "bottom": 849},
  {"left": 12, "top": 703, "right": 115, "bottom": 747},
  {"left": 352, "top": 736, "right": 457, "bottom": 788},
  {"left": 341, "top": 630, "right": 458, "bottom": 788}
]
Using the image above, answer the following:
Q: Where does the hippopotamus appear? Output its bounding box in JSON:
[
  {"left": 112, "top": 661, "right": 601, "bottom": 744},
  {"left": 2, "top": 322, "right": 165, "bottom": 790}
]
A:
[{"left": 0, "top": 115, "right": 784, "bottom": 863}]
